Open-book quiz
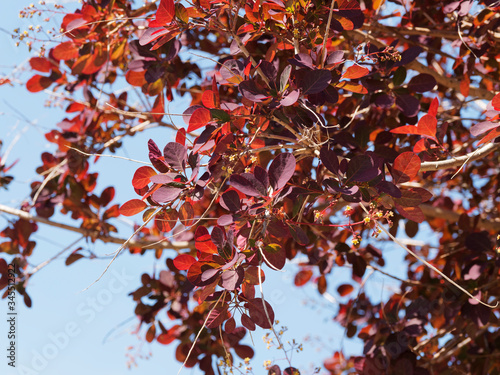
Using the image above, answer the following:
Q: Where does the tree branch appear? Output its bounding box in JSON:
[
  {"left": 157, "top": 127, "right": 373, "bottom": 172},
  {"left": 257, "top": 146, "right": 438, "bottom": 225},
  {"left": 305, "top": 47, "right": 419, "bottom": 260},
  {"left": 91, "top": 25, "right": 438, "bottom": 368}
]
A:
[
  {"left": 0, "top": 203, "right": 193, "bottom": 251},
  {"left": 420, "top": 142, "right": 500, "bottom": 172},
  {"left": 346, "top": 29, "right": 495, "bottom": 100}
]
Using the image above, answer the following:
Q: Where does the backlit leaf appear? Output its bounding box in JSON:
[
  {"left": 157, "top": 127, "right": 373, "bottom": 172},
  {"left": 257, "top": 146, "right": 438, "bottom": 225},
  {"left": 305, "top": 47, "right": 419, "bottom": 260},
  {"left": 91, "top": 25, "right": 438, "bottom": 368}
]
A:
[
  {"left": 342, "top": 64, "right": 369, "bottom": 79},
  {"left": 392, "top": 152, "right": 421, "bottom": 184},
  {"left": 173, "top": 254, "right": 196, "bottom": 270},
  {"left": 132, "top": 166, "right": 157, "bottom": 189},
  {"left": 155, "top": 209, "right": 178, "bottom": 232},
  {"left": 149, "top": 0, "right": 175, "bottom": 27},
  {"left": 187, "top": 107, "right": 211, "bottom": 132},
  {"left": 268, "top": 153, "right": 296, "bottom": 191},
  {"left": 119, "top": 199, "right": 147, "bottom": 216}
]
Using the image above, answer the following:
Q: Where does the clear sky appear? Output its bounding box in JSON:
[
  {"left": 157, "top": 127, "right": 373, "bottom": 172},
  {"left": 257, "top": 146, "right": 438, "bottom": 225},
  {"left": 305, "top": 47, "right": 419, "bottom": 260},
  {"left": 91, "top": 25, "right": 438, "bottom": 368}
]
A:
[{"left": 0, "top": 2, "right": 421, "bottom": 375}]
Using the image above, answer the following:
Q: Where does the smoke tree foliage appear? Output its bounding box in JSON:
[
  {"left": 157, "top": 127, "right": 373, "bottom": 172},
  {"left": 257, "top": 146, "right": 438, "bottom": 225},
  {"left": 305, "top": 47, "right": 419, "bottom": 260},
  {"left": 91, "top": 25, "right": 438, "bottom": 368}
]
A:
[{"left": 2, "top": 0, "right": 500, "bottom": 373}]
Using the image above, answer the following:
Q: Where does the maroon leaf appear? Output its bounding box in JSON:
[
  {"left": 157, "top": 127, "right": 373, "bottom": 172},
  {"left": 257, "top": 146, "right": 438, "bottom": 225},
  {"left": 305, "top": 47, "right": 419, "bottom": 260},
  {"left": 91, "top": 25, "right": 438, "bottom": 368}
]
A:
[
  {"left": 246, "top": 298, "right": 275, "bottom": 329},
  {"left": 320, "top": 145, "right": 339, "bottom": 174},
  {"left": 395, "top": 94, "right": 420, "bottom": 117},
  {"left": 230, "top": 173, "right": 266, "bottom": 197},
  {"left": 288, "top": 53, "right": 315, "bottom": 69},
  {"left": 268, "top": 153, "right": 296, "bottom": 191},
  {"left": 346, "top": 155, "right": 378, "bottom": 183},
  {"left": 239, "top": 80, "right": 270, "bottom": 102},
  {"left": 407, "top": 74, "right": 437, "bottom": 93},
  {"left": 163, "top": 142, "right": 187, "bottom": 171},
  {"left": 148, "top": 139, "right": 169, "bottom": 172},
  {"left": 155, "top": 209, "right": 178, "bottom": 232},
  {"left": 394, "top": 203, "right": 425, "bottom": 223},
  {"left": 301, "top": 69, "right": 332, "bottom": 95},
  {"left": 376, "top": 181, "right": 402, "bottom": 198},
  {"left": 206, "top": 306, "right": 229, "bottom": 328},
  {"left": 219, "top": 190, "right": 241, "bottom": 212},
  {"left": 241, "top": 313, "right": 256, "bottom": 331}
]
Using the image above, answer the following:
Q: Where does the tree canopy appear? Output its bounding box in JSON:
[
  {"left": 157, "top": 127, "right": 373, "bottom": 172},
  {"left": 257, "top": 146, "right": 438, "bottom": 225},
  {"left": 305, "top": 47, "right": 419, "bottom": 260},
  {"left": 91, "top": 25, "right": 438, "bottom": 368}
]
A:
[{"left": 2, "top": 0, "right": 500, "bottom": 374}]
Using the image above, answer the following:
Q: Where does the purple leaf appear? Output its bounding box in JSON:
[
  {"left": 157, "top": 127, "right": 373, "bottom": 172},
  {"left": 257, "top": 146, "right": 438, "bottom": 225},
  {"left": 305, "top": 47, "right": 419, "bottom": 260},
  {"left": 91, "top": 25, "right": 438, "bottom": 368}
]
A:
[
  {"left": 372, "top": 93, "right": 395, "bottom": 108},
  {"left": 396, "top": 46, "right": 423, "bottom": 67},
  {"left": 217, "top": 214, "right": 234, "bottom": 226},
  {"left": 239, "top": 80, "right": 270, "bottom": 102},
  {"left": 320, "top": 146, "right": 339, "bottom": 174},
  {"left": 220, "top": 190, "right": 241, "bottom": 212},
  {"left": 150, "top": 173, "right": 175, "bottom": 184},
  {"left": 288, "top": 223, "right": 308, "bottom": 245},
  {"left": 396, "top": 94, "right": 420, "bottom": 117},
  {"left": 163, "top": 142, "right": 187, "bottom": 171},
  {"left": 230, "top": 174, "right": 266, "bottom": 197},
  {"left": 221, "top": 267, "right": 244, "bottom": 290},
  {"left": 201, "top": 268, "right": 219, "bottom": 282},
  {"left": 139, "top": 27, "right": 171, "bottom": 46},
  {"left": 324, "top": 86, "right": 339, "bottom": 103},
  {"left": 443, "top": 1, "right": 461, "bottom": 13},
  {"left": 268, "top": 153, "right": 296, "bottom": 191},
  {"left": 377, "top": 181, "right": 402, "bottom": 198},
  {"left": 152, "top": 186, "right": 182, "bottom": 203},
  {"left": 260, "top": 60, "right": 278, "bottom": 81},
  {"left": 407, "top": 74, "right": 437, "bottom": 93},
  {"left": 254, "top": 166, "right": 270, "bottom": 190},
  {"left": 288, "top": 53, "right": 315, "bottom": 69},
  {"left": 220, "top": 59, "right": 244, "bottom": 81},
  {"left": 470, "top": 120, "right": 499, "bottom": 136},
  {"left": 346, "top": 155, "right": 379, "bottom": 183},
  {"left": 327, "top": 51, "right": 345, "bottom": 65},
  {"left": 323, "top": 179, "right": 359, "bottom": 195},
  {"left": 280, "top": 90, "right": 300, "bottom": 106},
  {"left": 211, "top": 226, "right": 226, "bottom": 249},
  {"left": 301, "top": 69, "right": 332, "bottom": 95}
]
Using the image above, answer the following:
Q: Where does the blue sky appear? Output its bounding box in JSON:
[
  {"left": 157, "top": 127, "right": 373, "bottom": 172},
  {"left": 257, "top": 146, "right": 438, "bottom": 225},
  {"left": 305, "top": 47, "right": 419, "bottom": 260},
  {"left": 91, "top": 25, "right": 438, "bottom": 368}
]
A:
[{"left": 0, "top": 2, "right": 426, "bottom": 375}]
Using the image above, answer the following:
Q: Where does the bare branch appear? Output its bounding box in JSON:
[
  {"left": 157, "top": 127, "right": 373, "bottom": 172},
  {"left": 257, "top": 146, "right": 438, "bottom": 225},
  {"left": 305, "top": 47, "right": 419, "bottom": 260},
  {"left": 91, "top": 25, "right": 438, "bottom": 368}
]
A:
[
  {"left": 420, "top": 142, "right": 500, "bottom": 172},
  {"left": 0, "top": 203, "right": 193, "bottom": 251}
]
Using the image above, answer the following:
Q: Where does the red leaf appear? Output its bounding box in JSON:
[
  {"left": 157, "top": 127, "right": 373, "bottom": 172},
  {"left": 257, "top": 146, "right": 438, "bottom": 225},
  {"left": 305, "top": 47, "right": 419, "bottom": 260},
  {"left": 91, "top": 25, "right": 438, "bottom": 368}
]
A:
[
  {"left": 294, "top": 270, "right": 313, "bottom": 286},
  {"left": 202, "top": 90, "right": 217, "bottom": 108},
  {"left": 413, "top": 139, "right": 427, "bottom": 153},
  {"left": 157, "top": 332, "right": 176, "bottom": 345},
  {"left": 336, "top": 81, "right": 368, "bottom": 94},
  {"left": 342, "top": 64, "right": 369, "bottom": 79},
  {"left": 179, "top": 202, "right": 194, "bottom": 226},
  {"left": 119, "top": 199, "right": 147, "bottom": 216},
  {"left": 391, "top": 114, "right": 437, "bottom": 142},
  {"left": 460, "top": 74, "right": 470, "bottom": 97},
  {"left": 26, "top": 75, "right": 52, "bottom": 93},
  {"left": 155, "top": 209, "right": 178, "bottom": 232},
  {"left": 477, "top": 127, "right": 500, "bottom": 146},
  {"left": 173, "top": 254, "right": 196, "bottom": 270},
  {"left": 195, "top": 226, "right": 218, "bottom": 254},
  {"left": 392, "top": 152, "right": 421, "bottom": 184},
  {"left": 491, "top": 92, "right": 500, "bottom": 111},
  {"left": 428, "top": 97, "right": 439, "bottom": 117},
  {"left": 52, "top": 42, "right": 79, "bottom": 61},
  {"left": 149, "top": 0, "right": 175, "bottom": 27},
  {"left": 175, "top": 128, "right": 186, "bottom": 145},
  {"left": 132, "top": 166, "right": 157, "bottom": 189},
  {"left": 187, "top": 107, "right": 211, "bottom": 132},
  {"left": 152, "top": 93, "right": 165, "bottom": 122},
  {"left": 29, "top": 57, "right": 52, "bottom": 73}
]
